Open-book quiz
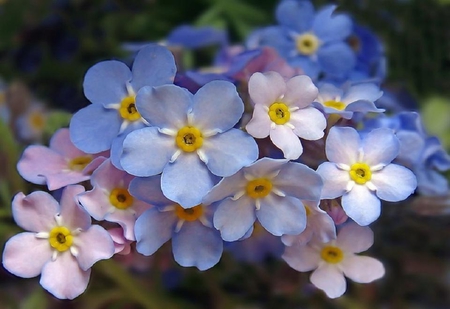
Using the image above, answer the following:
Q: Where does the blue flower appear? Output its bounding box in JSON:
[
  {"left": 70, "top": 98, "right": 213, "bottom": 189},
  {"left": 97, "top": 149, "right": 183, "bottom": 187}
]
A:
[
  {"left": 247, "top": 0, "right": 355, "bottom": 79},
  {"left": 120, "top": 80, "right": 259, "bottom": 207},
  {"left": 129, "top": 175, "right": 223, "bottom": 271},
  {"left": 203, "top": 157, "right": 323, "bottom": 241},
  {"left": 69, "top": 44, "right": 177, "bottom": 169}
]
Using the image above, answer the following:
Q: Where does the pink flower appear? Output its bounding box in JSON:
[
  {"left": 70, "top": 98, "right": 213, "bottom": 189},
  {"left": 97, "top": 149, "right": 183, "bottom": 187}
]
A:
[
  {"left": 2, "top": 185, "right": 114, "bottom": 299},
  {"left": 17, "top": 128, "right": 108, "bottom": 191}
]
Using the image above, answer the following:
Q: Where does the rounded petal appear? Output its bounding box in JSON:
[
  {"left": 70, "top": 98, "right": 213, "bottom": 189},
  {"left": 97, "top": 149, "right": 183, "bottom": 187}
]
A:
[
  {"left": 202, "top": 129, "right": 258, "bottom": 177},
  {"left": 213, "top": 197, "right": 256, "bottom": 242},
  {"left": 283, "top": 75, "right": 318, "bottom": 108},
  {"left": 135, "top": 208, "right": 177, "bottom": 256},
  {"left": 335, "top": 223, "right": 373, "bottom": 253},
  {"left": 50, "top": 128, "right": 86, "bottom": 158},
  {"left": 136, "top": 85, "right": 190, "bottom": 130},
  {"left": 342, "top": 255, "right": 385, "bottom": 283},
  {"left": 40, "top": 252, "right": 91, "bottom": 300},
  {"left": 310, "top": 264, "right": 347, "bottom": 299},
  {"left": 2, "top": 233, "right": 52, "bottom": 278},
  {"left": 290, "top": 107, "right": 326, "bottom": 140},
  {"left": 131, "top": 44, "right": 176, "bottom": 90},
  {"left": 342, "top": 83, "right": 383, "bottom": 104},
  {"left": 202, "top": 172, "right": 247, "bottom": 205},
  {"left": 275, "top": 162, "right": 323, "bottom": 201},
  {"left": 316, "top": 162, "right": 349, "bottom": 199},
  {"left": 341, "top": 185, "right": 380, "bottom": 226},
  {"left": 74, "top": 225, "right": 115, "bottom": 271},
  {"left": 191, "top": 80, "right": 244, "bottom": 132},
  {"left": 121, "top": 127, "right": 175, "bottom": 177},
  {"left": 372, "top": 164, "right": 417, "bottom": 202},
  {"left": 275, "top": 0, "right": 314, "bottom": 33},
  {"left": 12, "top": 191, "right": 58, "bottom": 232},
  {"left": 83, "top": 60, "right": 130, "bottom": 106},
  {"left": 248, "top": 71, "right": 286, "bottom": 106},
  {"left": 59, "top": 185, "right": 91, "bottom": 231},
  {"left": 161, "top": 153, "right": 216, "bottom": 207},
  {"left": 129, "top": 175, "right": 172, "bottom": 206},
  {"left": 362, "top": 128, "right": 400, "bottom": 166},
  {"left": 317, "top": 42, "right": 356, "bottom": 76},
  {"left": 172, "top": 221, "right": 223, "bottom": 270},
  {"left": 70, "top": 104, "right": 122, "bottom": 153},
  {"left": 270, "top": 125, "right": 303, "bottom": 160},
  {"left": 312, "top": 5, "right": 352, "bottom": 42},
  {"left": 245, "top": 104, "right": 272, "bottom": 138},
  {"left": 246, "top": 157, "right": 288, "bottom": 178},
  {"left": 282, "top": 244, "right": 320, "bottom": 272},
  {"left": 257, "top": 195, "right": 306, "bottom": 236},
  {"left": 78, "top": 188, "right": 111, "bottom": 221},
  {"left": 325, "top": 126, "right": 360, "bottom": 164}
]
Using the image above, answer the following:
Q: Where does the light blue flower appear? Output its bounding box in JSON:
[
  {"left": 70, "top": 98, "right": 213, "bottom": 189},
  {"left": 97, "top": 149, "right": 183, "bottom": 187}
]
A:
[
  {"left": 247, "top": 0, "right": 355, "bottom": 79},
  {"left": 317, "top": 126, "right": 417, "bottom": 226},
  {"left": 69, "top": 44, "right": 176, "bottom": 169},
  {"left": 129, "top": 175, "right": 223, "bottom": 271},
  {"left": 203, "top": 157, "right": 323, "bottom": 242},
  {"left": 120, "top": 80, "right": 258, "bottom": 207}
]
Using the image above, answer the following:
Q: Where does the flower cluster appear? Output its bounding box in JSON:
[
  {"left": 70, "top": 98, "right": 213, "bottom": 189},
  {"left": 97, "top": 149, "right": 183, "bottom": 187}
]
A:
[{"left": 2, "top": 0, "right": 449, "bottom": 301}]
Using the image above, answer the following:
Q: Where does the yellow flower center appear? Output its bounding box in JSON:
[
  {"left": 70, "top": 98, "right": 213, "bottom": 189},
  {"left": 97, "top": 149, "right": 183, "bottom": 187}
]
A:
[
  {"left": 304, "top": 205, "right": 311, "bottom": 216},
  {"left": 323, "top": 100, "right": 346, "bottom": 111},
  {"left": 119, "top": 96, "right": 141, "bottom": 121},
  {"left": 68, "top": 155, "right": 93, "bottom": 171},
  {"left": 268, "top": 102, "right": 290, "bottom": 125},
  {"left": 295, "top": 33, "right": 320, "bottom": 55},
  {"left": 176, "top": 126, "right": 203, "bottom": 152},
  {"left": 29, "top": 111, "right": 45, "bottom": 130},
  {"left": 246, "top": 178, "right": 273, "bottom": 199},
  {"left": 175, "top": 204, "right": 204, "bottom": 221},
  {"left": 49, "top": 226, "right": 73, "bottom": 252},
  {"left": 320, "top": 246, "right": 344, "bottom": 264},
  {"left": 109, "top": 188, "right": 134, "bottom": 209},
  {"left": 349, "top": 162, "right": 372, "bottom": 185}
]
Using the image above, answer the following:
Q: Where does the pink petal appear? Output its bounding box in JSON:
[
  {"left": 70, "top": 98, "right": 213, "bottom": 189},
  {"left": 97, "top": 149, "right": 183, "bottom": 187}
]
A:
[
  {"left": 74, "top": 225, "right": 114, "bottom": 271},
  {"left": 336, "top": 223, "right": 373, "bottom": 253},
  {"left": 40, "top": 252, "right": 91, "bottom": 300},
  {"left": 12, "top": 191, "right": 58, "bottom": 232},
  {"left": 310, "top": 264, "right": 347, "bottom": 299},
  {"left": 2, "top": 232, "right": 52, "bottom": 278},
  {"left": 341, "top": 255, "right": 385, "bottom": 283},
  {"left": 283, "top": 75, "right": 318, "bottom": 108},
  {"left": 50, "top": 128, "right": 86, "bottom": 158},
  {"left": 248, "top": 71, "right": 286, "bottom": 106},
  {"left": 270, "top": 125, "right": 303, "bottom": 160},
  {"left": 245, "top": 104, "right": 272, "bottom": 138},
  {"left": 282, "top": 244, "right": 320, "bottom": 271},
  {"left": 59, "top": 185, "right": 91, "bottom": 230}
]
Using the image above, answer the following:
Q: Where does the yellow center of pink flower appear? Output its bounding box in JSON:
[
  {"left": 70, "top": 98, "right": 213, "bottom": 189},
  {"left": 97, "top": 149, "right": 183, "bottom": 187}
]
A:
[
  {"left": 109, "top": 188, "right": 134, "bottom": 209},
  {"left": 268, "top": 102, "right": 290, "bottom": 125},
  {"left": 320, "top": 246, "right": 344, "bottom": 264},
  {"left": 49, "top": 226, "right": 73, "bottom": 252}
]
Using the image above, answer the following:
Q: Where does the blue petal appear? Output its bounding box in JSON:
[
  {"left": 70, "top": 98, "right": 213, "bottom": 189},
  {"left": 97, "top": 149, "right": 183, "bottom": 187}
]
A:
[
  {"left": 191, "top": 80, "right": 244, "bottom": 132},
  {"left": 161, "top": 153, "right": 217, "bottom": 208},
  {"left": 129, "top": 175, "right": 173, "bottom": 207},
  {"left": 246, "top": 157, "right": 288, "bottom": 178},
  {"left": 167, "top": 25, "right": 228, "bottom": 49},
  {"left": 289, "top": 56, "right": 321, "bottom": 79},
  {"left": 70, "top": 104, "right": 121, "bottom": 153},
  {"left": 121, "top": 127, "right": 175, "bottom": 177},
  {"left": 110, "top": 122, "right": 147, "bottom": 170},
  {"left": 83, "top": 60, "right": 131, "bottom": 107},
  {"left": 246, "top": 27, "right": 292, "bottom": 59},
  {"left": 131, "top": 44, "right": 177, "bottom": 91},
  {"left": 362, "top": 128, "right": 399, "bottom": 166},
  {"left": 172, "top": 221, "right": 223, "bottom": 270},
  {"left": 136, "top": 85, "right": 191, "bottom": 129},
  {"left": 202, "top": 129, "right": 258, "bottom": 177},
  {"left": 342, "top": 83, "right": 383, "bottom": 103},
  {"left": 372, "top": 164, "right": 417, "bottom": 202},
  {"left": 135, "top": 208, "right": 177, "bottom": 256},
  {"left": 317, "top": 42, "right": 356, "bottom": 76},
  {"left": 213, "top": 196, "right": 256, "bottom": 242},
  {"left": 312, "top": 5, "right": 352, "bottom": 42},
  {"left": 276, "top": 0, "right": 314, "bottom": 33},
  {"left": 325, "top": 126, "right": 360, "bottom": 164},
  {"left": 342, "top": 185, "right": 380, "bottom": 226},
  {"left": 257, "top": 195, "right": 306, "bottom": 236}
]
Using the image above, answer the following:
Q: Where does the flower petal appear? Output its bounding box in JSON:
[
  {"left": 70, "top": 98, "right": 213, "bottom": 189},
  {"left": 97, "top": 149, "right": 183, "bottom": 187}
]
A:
[
  {"left": 257, "top": 195, "right": 306, "bottom": 236},
  {"left": 310, "top": 264, "right": 347, "bottom": 299},
  {"left": 202, "top": 172, "right": 247, "bottom": 205},
  {"left": 83, "top": 60, "right": 130, "bottom": 106},
  {"left": 270, "top": 125, "right": 303, "bottom": 160},
  {"left": 246, "top": 104, "right": 272, "bottom": 138},
  {"left": 213, "top": 197, "right": 256, "bottom": 242},
  {"left": 290, "top": 107, "right": 326, "bottom": 140},
  {"left": 282, "top": 244, "right": 320, "bottom": 272},
  {"left": 283, "top": 75, "right": 318, "bottom": 108},
  {"left": 2, "top": 232, "right": 52, "bottom": 278},
  {"left": 372, "top": 164, "right": 417, "bottom": 202},
  {"left": 342, "top": 255, "right": 385, "bottom": 283},
  {"left": 248, "top": 71, "right": 286, "bottom": 106},
  {"left": 312, "top": 5, "right": 352, "bottom": 42},
  {"left": 335, "top": 223, "right": 373, "bottom": 253},
  {"left": 316, "top": 162, "right": 349, "bottom": 199},
  {"left": 191, "top": 80, "right": 244, "bottom": 132},
  {"left": 362, "top": 128, "right": 399, "bottom": 166},
  {"left": 317, "top": 42, "right": 356, "bottom": 76},
  {"left": 121, "top": 127, "right": 175, "bottom": 177},
  {"left": 40, "top": 252, "right": 90, "bottom": 300},
  {"left": 173, "top": 221, "right": 223, "bottom": 270},
  {"left": 342, "top": 83, "right": 383, "bottom": 104},
  {"left": 275, "top": 0, "right": 314, "bottom": 33},
  {"left": 341, "top": 185, "right": 380, "bottom": 226},
  {"left": 129, "top": 175, "right": 173, "bottom": 206},
  {"left": 59, "top": 185, "right": 91, "bottom": 231},
  {"left": 202, "top": 129, "right": 258, "bottom": 177},
  {"left": 75, "top": 225, "right": 115, "bottom": 271},
  {"left": 325, "top": 126, "right": 360, "bottom": 164}
]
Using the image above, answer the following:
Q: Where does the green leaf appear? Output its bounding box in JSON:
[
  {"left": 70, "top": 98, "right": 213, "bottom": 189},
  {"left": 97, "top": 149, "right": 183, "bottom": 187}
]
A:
[{"left": 421, "top": 96, "right": 450, "bottom": 149}]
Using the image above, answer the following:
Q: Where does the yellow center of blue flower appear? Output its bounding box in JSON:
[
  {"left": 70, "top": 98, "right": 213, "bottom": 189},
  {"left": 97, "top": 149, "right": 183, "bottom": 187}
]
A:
[
  {"left": 109, "top": 188, "right": 134, "bottom": 209},
  {"left": 68, "top": 155, "right": 93, "bottom": 171},
  {"left": 28, "top": 111, "right": 46, "bottom": 130},
  {"left": 246, "top": 178, "right": 273, "bottom": 199},
  {"left": 349, "top": 162, "right": 372, "bottom": 185},
  {"left": 119, "top": 96, "right": 141, "bottom": 121},
  {"left": 320, "top": 246, "right": 344, "bottom": 264},
  {"left": 268, "top": 102, "right": 290, "bottom": 125},
  {"left": 296, "top": 33, "right": 320, "bottom": 55},
  {"left": 323, "top": 100, "right": 346, "bottom": 111},
  {"left": 49, "top": 226, "right": 73, "bottom": 252},
  {"left": 175, "top": 204, "right": 204, "bottom": 221},
  {"left": 176, "top": 126, "right": 203, "bottom": 152}
]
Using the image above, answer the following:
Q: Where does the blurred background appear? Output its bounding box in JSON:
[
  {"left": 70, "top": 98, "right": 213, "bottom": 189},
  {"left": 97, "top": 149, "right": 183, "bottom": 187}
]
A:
[{"left": 0, "top": 0, "right": 449, "bottom": 308}]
